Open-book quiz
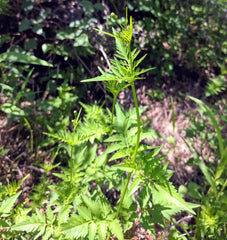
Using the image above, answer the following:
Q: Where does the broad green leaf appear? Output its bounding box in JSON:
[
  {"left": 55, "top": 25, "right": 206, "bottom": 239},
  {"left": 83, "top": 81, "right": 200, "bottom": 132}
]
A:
[
  {"left": 138, "top": 184, "right": 152, "bottom": 209},
  {"left": 19, "top": 19, "right": 31, "bottom": 32},
  {"left": 82, "top": 196, "right": 100, "bottom": 217},
  {"left": 0, "top": 191, "right": 21, "bottom": 217},
  {"left": 105, "top": 135, "right": 125, "bottom": 143},
  {"left": 104, "top": 142, "right": 126, "bottom": 155},
  {"left": 0, "top": 52, "right": 53, "bottom": 67},
  {"left": 111, "top": 162, "right": 137, "bottom": 173}
]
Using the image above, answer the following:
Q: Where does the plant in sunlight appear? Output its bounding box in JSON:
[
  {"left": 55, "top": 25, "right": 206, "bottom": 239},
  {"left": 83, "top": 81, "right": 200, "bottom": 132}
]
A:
[{"left": 4, "top": 10, "right": 199, "bottom": 240}]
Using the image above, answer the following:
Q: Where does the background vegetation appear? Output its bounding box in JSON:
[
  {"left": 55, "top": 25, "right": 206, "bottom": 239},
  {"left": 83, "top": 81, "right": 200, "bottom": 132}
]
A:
[{"left": 0, "top": 0, "right": 226, "bottom": 239}]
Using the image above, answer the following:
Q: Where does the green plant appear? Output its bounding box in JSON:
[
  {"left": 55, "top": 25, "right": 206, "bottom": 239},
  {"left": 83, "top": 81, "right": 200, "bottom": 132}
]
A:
[
  {"left": 184, "top": 96, "right": 227, "bottom": 239},
  {"left": 0, "top": 11, "right": 199, "bottom": 240}
]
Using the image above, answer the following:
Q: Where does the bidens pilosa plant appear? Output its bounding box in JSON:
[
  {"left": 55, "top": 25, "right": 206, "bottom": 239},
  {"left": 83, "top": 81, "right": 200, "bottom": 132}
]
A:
[{"left": 7, "top": 11, "right": 199, "bottom": 240}]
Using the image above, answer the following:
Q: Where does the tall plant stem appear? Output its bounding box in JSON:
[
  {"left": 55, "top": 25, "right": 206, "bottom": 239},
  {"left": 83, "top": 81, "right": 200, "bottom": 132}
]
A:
[
  {"left": 70, "top": 145, "right": 73, "bottom": 184},
  {"left": 115, "top": 172, "right": 132, "bottom": 218},
  {"left": 131, "top": 81, "right": 141, "bottom": 163},
  {"left": 115, "top": 82, "right": 141, "bottom": 218}
]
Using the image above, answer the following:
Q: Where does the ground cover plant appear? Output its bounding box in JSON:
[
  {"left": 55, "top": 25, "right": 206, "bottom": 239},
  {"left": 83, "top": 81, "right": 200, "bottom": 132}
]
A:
[{"left": 0, "top": 10, "right": 201, "bottom": 240}]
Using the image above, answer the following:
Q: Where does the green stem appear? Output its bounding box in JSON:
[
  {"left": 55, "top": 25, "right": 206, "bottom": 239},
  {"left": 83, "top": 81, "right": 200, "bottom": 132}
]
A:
[
  {"left": 70, "top": 145, "right": 73, "bottom": 185},
  {"left": 131, "top": 82, "right": 141, "bottom": 163},
  {"left": 115, "top": 82, "right": 141, "bottom": 217},
  {"left": 115, "top": 172, "right": 132, "bottom": 218},
  {"left": 111, "top": 94, "right": 117, "bottom": 126}
]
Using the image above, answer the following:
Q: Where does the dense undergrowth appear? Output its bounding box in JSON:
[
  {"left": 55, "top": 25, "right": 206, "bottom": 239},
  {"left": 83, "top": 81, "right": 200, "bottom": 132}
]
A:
[{"left": 0, "top": 1, "right": 227, "bottom": 239}]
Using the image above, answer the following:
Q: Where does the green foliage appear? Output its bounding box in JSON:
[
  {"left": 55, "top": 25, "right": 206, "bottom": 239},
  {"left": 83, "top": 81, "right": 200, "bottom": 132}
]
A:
[
  {"left": 0, "top": 11, "right": 199, "bottom": 240},
  {"left": 0, "top": 0, "right": 12, "bottom": 15},
  {"left": 184, "top": 97, "right": 227, "bottom": 239},
  {"left": 205, "top": 75, "right": 227, "bottom": 97},
  {"left": 2, "top": 4, "right": 226, "bottom": 239},
  {"left": 128, "top": 0, "right": 227, "bottom": 81}
]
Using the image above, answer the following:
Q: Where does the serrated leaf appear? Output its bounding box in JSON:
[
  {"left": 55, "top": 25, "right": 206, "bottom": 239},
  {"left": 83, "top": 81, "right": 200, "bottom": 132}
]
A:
[
  {"left": 140, "top": 211, "right": 156, "bottom": 237},
  {"left": 82, "top": 196, "right": 100, "bottom": 217},
  {"left": 112, "top": 162, "right": 137, "bottom": 173},
  {"left": 0, "top": 191, "right": 21, "bottom": 217},
  {"left": 57, "top": 205, "right": 73, "bottom": 224},
  {"left": 109, "top": 149, "right": 129, "bottom": 161},
  {"left": 46, "top": 205, "right": 55, "bottom": 224},
  {"left": 109, "top": 220, "right": 124, "bottom": 240},
  {"left": 152, "top": 183, "right": 199, "bottom": 218},
  {"left": 77, "top": 206, "right": 92, "bottom": 221},
  {"left": 104, "top": 142, "right": 126, "bottom": 154},
  {"left": 60, "top": 214, "right": 89, "bottom": 239},
  {"left": 97, "top": 222, "right": 108, "bottom": 240},
  {"left": 138, "top": 184, "right": 152, "bottom": 209},
  {"left": 12, "top": 209, "right": 45, "bottom": 232},
  {"left": 88, "top": 221, "right": 97, "bottom": 240}
]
